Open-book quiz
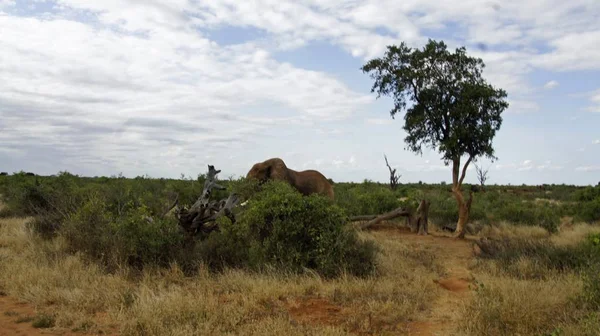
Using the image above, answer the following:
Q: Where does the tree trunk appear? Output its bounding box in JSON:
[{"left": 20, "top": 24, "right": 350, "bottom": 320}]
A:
[
  {"left": 452, "top": 189, "right": 473, "bottom": 239},
  {"left": 451, "top": 156, "right": 474, "bottom": 239}
]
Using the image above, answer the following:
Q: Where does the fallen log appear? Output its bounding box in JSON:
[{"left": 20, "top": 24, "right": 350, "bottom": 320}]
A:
[
  {"left": 350, "top": 199, "right": 430, "bottom": 235},
  {"left": 357, "top": 207, "right": 412, "bottom": 230}
]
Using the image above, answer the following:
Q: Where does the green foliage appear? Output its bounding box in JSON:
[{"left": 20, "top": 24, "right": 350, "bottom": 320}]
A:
[
  {"left": 495, "top": 202, "right": 561, "bottom": 233},
  {"left": 579, "top": 198, "right": 600, "bottom": 223},
  {"left": 574, "top": 186, "right": 600, "bottom": 202},
  {"left": 333, "top": 182, "right": 406, "bottom": 217},
  {"left": 360, "top": 39, "right": 508, "bottom": 164},
  {"left": 199, "top": 181, "right": 379, "bottom": 278},
  {"left": 2, "top": 170, "right": 599, "bottom": 279},
  {"left": 60, "top": 193, "right": 188, "bottom": 271}
]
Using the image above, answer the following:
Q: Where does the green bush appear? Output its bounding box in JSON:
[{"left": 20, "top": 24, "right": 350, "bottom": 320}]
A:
[
  {"left": 578, "top": 199, "right": 600, "bottom": 223},
  {"left": 334, "top": 182, "right": 401, "bottom": 217},
  {"left": 60, "top": 194, "right": 188, "bottom": 271},
  {"left": 574, "top": 186, "right": 600, "bottom": 202},
  {"left": 199, "top": 180, "right": 379, "bottom": 278}
]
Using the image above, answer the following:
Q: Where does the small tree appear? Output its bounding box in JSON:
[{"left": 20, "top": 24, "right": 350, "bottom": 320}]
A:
[
  {"left": 361, "top": 39, "right": 508, "bottom": 238},
  {"left": 474, "top": 163, "right": 490, "bottom": 190}
]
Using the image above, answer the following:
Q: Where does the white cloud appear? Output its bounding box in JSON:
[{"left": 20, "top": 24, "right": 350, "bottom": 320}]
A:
[
  {"left": 586, "top": 90, "right": 600, "bottom": 113},
  {"left": 593, "top": 140, "right": 600, "bottom": 145},
  {"left": 0, "top": 1, "right": 14, "bottom": 9},
  {"left": 495, "top": 160, "right": 563, "bottom": 172},
  {"left": 495, "top": 163, "right": 516, "bottom": 171},
  {"left": 366, "top": 118, "right": 394, "bottom": 125},
  {"left": 575, "top": 166, "right": 600, "bottom": 172},
  {"left": 536, "top": 160, "right": 563, "bottom": 171},
  {"left": 0, "top": 12, "right": 372, "bottom": 175},
  {"left": 544, "top": 80, "right": 559, "bottom": 89},
  {"left": 531, "top": 31, "right": 600, "bottom": 71},
  {"left": 506, "top": 99, "right": 539, "bottom": 114}
]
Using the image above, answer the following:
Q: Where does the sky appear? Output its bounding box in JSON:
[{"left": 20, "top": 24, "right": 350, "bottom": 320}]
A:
[{"left": 0, "top": 0, "right": 599, "bottom": 186}]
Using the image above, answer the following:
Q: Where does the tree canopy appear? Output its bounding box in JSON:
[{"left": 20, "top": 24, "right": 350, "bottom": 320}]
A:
[{"left": 360, "top": 39, "right": 509, "bottom": 166}]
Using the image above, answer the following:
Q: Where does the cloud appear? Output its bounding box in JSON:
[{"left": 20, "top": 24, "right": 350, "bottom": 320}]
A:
[
  {"left": 0, "top": 0, "right": 15, "bottom": 9},
  {"left": 536, "top": 160, "right": 563, "bottom": 171},
  {"left": 585, "top": 90, "right": 600, "bottom": 113},
  {"left": 506, "top": 100, "right": 539, "bottom": 114},
  {"left": 531, "top": 31, "right": 600, "bottom": 71},
  {"left": 495, "top": 160, "right": 562, "bottom": 172},
  {"left": 575, "top": 166, "right": 600, "bottom": 172},
  {"left": 366, "top": 118, "right": 394, "bottom": 125},
  {"left": 518, "top": 160, "right": 534, "bottom": 171},
  {"left": 543, "top": 80, "right": 559, "bottom": 89},
  {"left": 593, "top": 140, "right": 600, "bottom": 145},
  {"left": 0, "top": 11, "right": 372, "bottom": 175}
]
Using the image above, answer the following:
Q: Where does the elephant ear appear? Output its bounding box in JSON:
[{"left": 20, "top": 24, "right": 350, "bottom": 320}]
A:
[
  {"left": 268, "top": 159, "right": 288, "bottom": 180},
  {"left": 263, "top": 163, "right": 272, "bottom": 179}
]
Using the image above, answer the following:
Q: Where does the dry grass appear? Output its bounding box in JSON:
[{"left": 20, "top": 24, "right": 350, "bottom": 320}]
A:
[
  {"left": 477, "top": 221, "right": 551, "bottom": 240},
  {"left": 551, "top": 223, "right": 600, "bottom": 247},
  {"left": 459, "top": 221, "right": 600, "bottom": 336},
  {"left": 458, "top": 273, "right": 583, "bottom": 335},
  {"left": 0, "top": 217, "right": 443, "bottom": 335}
]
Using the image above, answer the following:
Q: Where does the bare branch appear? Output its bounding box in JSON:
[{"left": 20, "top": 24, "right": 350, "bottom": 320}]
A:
[
  {"left": 474, "top": 163, "right": 490, "bottom": 189},
  {"left": 384, "top": 154, "right": 401, "bottom": 190}
]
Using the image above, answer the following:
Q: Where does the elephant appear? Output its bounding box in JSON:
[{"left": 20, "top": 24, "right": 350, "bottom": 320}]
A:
[{"left": 246, "top": 157, "right": 335, "bottom": 200}]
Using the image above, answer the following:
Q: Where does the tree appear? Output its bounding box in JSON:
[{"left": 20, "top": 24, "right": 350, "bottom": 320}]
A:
[
  {"left": 475, "top": 162, "right": 490, "bottom": 190},
  {"left": 384, "top": 154, "right": 401, "bottom": 190},
  {"left": 361, "top": 39, "right": 508, "bottom": 238}
]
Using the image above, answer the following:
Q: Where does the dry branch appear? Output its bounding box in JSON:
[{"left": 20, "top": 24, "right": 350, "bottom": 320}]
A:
[{"left": 384, "top": 154, "right": 401, "bottom": 190}]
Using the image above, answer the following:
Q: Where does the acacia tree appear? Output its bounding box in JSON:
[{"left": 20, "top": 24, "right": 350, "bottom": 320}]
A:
[{"left": 361, "top": 39, "right": 508, "bottom": 238}]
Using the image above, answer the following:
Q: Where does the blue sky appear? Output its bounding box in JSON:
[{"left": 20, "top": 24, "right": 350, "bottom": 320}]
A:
[{"left": 0, "top": 0, "right": 599, "bottom": 185}]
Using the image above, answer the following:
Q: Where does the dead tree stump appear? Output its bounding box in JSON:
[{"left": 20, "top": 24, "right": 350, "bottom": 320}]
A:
[
  {"left": 411, "top": 199, "right": 430, "bottom": 235},
  {"left": 175, "top": 165, "right": 240, "bottom": 238}
]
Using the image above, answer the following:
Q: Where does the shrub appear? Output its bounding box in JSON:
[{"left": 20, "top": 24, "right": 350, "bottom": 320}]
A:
[
  {"left": 495, "top": 201, "right": 561, "bottom": 232},
  {"left": 574, "top": 186, "right": 600, "bottom": 202},
  {"left": 578, "top": 199, "right": 600, "bottom": 223},
  {"left": 334, "top": 182, "right": 400, "bottom": 217},
  {"left": 60, "top": 194, "right": 188, "bottom": 271},
  {"left": 198, "top": 180, "right": 379, "bottom": 278}
]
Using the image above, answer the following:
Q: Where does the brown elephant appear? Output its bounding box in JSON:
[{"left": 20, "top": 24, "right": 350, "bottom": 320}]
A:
[{"left": 246, "top": 157, "right": 335, "bottom": 200}]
